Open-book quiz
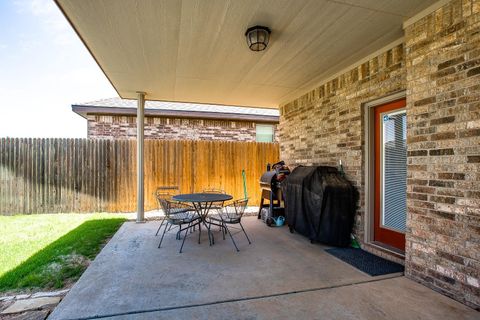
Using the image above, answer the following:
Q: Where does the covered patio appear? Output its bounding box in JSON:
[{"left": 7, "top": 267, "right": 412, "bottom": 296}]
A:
[
  {"left": 49, "top": 217, "right": 477, "bottom": 319},
  {"left": 51, "top": 0, "right": 480, "bottom": 316}
]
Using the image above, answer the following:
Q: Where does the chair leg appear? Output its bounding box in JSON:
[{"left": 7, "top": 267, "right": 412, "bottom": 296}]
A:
[
  {"left": 224, "top": 223, "right": 239, "bottom": 252},
  {"left": 211, "top": 220, "right": 226, "bottom": 240},
  {"left": 158, "top": 221, "right": 169, "bottom": 248},
  {"left": 239, "top": 221, "right": 251, "bottom": 244},
  {"left": 206, "top": 222, "right": 214, "bottom": 245},
  {"left": 155, "top": 217, "right": 165, "bottom": 236},
  {"left": 207, "top": 220, "right": 214, "bottom": 241},
  {"left": 176, "top": 225, "right": 182, "bottom": 240},
  {"left": 180, "top": 222, "right": 192, "bottom": 253}
]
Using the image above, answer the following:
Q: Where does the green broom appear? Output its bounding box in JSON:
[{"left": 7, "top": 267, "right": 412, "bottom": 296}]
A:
[{"left": 242, "top": 169, "right": 248, "bottom": 199}]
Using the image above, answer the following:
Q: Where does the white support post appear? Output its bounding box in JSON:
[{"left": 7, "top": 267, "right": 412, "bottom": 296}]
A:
[{"left": 136, "top": 92, "right": 146, "bottom": 223}]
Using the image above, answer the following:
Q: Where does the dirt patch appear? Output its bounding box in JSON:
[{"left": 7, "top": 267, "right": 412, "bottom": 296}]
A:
[{"left": 42, "top": 254, "right": 90, "bottom": 276}]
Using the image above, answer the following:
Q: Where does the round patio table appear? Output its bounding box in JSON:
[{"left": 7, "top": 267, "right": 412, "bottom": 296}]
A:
[{"left": 172, "top": 193, "right": 233, "bottom": 245}]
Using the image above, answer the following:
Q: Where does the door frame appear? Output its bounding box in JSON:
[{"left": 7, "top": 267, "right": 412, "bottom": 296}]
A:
[{"left": 363, "top": 91, "right": 406, "bottom": 253}]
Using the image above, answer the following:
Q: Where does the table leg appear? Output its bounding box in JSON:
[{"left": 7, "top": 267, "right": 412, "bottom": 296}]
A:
[{"left": 193, "top": 201, "right": 215, "bottom": 246}]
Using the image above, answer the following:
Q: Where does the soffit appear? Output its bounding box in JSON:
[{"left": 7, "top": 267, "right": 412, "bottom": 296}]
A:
[{"left": 56, "top": 0, "right": 438, "bottom": 108}]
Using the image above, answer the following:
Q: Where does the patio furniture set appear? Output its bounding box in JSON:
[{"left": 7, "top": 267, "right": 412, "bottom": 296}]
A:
[{"left": 154, "top": 187, "right": 251, "bottom": 253}]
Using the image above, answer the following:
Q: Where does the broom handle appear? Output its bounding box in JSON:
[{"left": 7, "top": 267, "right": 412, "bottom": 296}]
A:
[{"left": 242, "top": 169, "right": 248, "bottom": 199}]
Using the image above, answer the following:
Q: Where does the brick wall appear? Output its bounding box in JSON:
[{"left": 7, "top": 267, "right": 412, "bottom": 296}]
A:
[
  {"left": 279, "top": 0, "right": 479, "bottom": 309},
  {"left": 404, "top": 0, "right": 480, "bottom": 309},
  {"left": 87, "top": 115, "right": 278, "bottom": 142},
  {"left": 279, "top": 44, "right": 406, "bottom": 241}
]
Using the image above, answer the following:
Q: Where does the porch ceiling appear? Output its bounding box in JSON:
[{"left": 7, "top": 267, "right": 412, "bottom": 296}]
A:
[{"left": 56, "top": 0, "right": 437, "bottom": 108}]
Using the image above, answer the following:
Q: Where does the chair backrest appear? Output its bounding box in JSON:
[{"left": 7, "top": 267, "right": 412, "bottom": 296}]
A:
[
  {"left": 224, "top": 198, "right": 249, "bottom": 220},
  {"left": 155, "top": 186, "right": 179, "bottom": 208},
  {"left": 202, "top": 188, "right": 226, "bottom": 194},
  {"left": 203, "top": 188, "right": 227, "bottom": 209},
  {"left": 233, "top": 198, "right": 248, "bottom": 218},
  {"left": 158, "top": 197, "right": 169, "bottom": 213},
  {"left": 157, "top": 198, "right": 180, "bottom": 218},
  {"left": 155, "top": 186, "right": 179, "bottom": 197}
]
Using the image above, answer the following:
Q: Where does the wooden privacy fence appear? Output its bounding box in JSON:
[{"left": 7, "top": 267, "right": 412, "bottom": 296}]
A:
[{"left": 0, "top": 138, "right": 279, "bottom": 215}]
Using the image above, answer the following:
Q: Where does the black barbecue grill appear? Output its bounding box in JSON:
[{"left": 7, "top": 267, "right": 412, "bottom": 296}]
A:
[
  {"left": 260, "top": 171, "right": 279, "bottom": 192},
  {"left": 282, "top": 166, "right": 358, "bottom": 247},
  {"left": 257, "top": 162, "right": 289, "bottom": 219}
]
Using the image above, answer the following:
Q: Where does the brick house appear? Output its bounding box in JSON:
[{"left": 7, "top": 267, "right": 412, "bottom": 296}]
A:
[
  {"left": 72, "top": 98, "right": 279, "bottom": 142},
  {"left": 58, "top": 0, "right": 480, "bottom": 310}
]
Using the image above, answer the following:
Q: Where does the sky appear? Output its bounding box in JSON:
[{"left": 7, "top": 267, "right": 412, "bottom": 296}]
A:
[{"left": 0, "top": 0, "right": 117, "bottom": 138}]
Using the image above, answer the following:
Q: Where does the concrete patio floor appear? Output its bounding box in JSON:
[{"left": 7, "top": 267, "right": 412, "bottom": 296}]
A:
[{"left": 49, "top": 217, "right": 478, "bottom": 320}]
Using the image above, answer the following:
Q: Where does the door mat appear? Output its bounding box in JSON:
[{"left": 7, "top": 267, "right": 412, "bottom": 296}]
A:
[{"left": 325, "top": 248, "right": 404, "bottom": 276}]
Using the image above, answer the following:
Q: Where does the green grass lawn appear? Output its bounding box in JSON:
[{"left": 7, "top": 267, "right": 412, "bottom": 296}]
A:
[{"left": 0, "top": 213, "right": 126, "bottom": 293}]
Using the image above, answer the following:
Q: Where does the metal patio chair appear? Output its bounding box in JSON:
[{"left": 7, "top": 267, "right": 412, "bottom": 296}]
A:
[
  {"left": 208, "top": 198, "right": 251, "bottom": 252},
  {"left": 157, "top": 198, "right": 201, "bottom": 253},
  {"left": 154, "top": 186, "right": 193, "bottom": 236}
]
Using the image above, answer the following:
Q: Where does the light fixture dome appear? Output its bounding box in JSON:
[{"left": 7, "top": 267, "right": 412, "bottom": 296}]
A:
[{"left": 245, "top": 25, "right": 271, "bottom": 51}]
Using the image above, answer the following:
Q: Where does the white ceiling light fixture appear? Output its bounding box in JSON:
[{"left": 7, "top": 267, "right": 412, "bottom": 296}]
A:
[{"left": 245, "top": 25, "right": 271, "bottom": 51}]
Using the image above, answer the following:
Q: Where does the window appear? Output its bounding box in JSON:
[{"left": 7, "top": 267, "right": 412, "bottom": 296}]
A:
[{"left": 256, "top": 124, "right": 274, "bottom": 142}]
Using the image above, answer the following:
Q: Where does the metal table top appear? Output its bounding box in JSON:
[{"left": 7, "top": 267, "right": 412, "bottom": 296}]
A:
[{"left": 172, "top": 193, "right": 233, "bottom": 203}]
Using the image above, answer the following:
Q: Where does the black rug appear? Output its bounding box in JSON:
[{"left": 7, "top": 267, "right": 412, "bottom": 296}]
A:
[{"left": 325, "top": 247, "right": 404, "bottom": 276}]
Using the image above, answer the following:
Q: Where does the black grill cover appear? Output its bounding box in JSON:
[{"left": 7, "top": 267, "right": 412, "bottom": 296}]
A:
[{"left": 282, "top": 166, "right": 357, "bottom": 247}]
